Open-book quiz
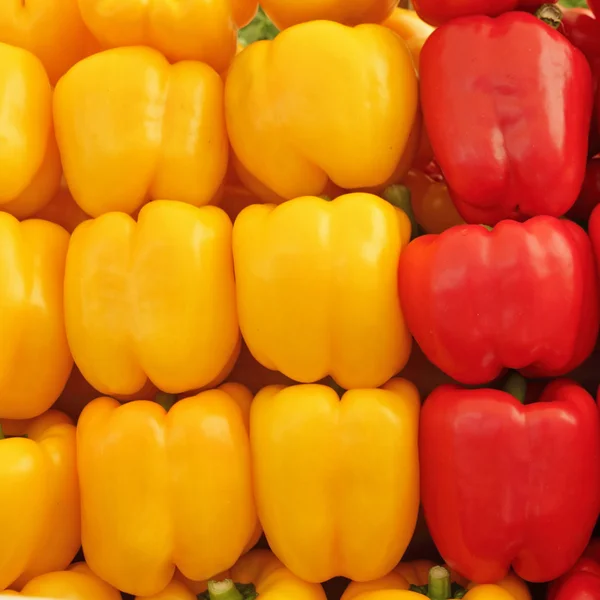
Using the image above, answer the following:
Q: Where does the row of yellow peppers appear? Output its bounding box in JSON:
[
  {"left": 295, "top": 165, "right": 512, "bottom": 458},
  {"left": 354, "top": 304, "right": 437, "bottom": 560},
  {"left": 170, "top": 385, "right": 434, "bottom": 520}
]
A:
[{"left": 1, "top": 384, "right": 529, "bottom": 600}]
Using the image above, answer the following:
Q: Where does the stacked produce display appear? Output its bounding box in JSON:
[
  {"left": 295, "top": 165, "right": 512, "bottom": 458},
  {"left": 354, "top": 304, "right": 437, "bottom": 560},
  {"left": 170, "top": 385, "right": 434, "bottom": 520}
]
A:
[{"left": 0, "top": 0, "right": 600, "bottom": 599}]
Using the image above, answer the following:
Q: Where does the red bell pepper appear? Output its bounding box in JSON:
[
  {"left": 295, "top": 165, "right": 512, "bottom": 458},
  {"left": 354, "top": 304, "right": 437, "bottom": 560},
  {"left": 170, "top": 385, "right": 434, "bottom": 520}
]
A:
[
  {"left": 420, "top": 9, "right": 593, "bottom": 225},
  {"left": 413, "top": 0, "right": 557, "bottom": 26},
  {"left": 589, "top": 0, "right": 600, "bottom": 20},
  {"left": 398, "top": 216, "right": 599, "bottom": 385},
  {"left": 420, "top": 378, "right": 600, "bottom": 584},
  {"left": 568, "top": 157, "right": 600, "bottom": 223},
  {"left": 548, "top": 540, "right": 600, "bottom": 600}
]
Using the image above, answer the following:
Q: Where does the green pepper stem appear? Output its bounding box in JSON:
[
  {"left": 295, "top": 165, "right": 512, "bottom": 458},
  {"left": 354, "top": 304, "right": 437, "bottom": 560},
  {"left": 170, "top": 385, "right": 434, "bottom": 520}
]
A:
[
  {"left": 207, "top": 580, "right": 244, "bottom": 600},
  {"left": 382, "top": 185, "right": 419, "bottom": 239},
  {"left": 535, "top": 4, "right": 562, "bottom": 29},
  {"left": 428, "top": 566, "right": 451, "bottom": 600},
  {"left": 503, "top": 372, "right": 527, "bottom": 404},
  {"left": 0, "top": 423, "right": 4, "bottom": 440},
  {"left": 155, "top": 392, "right": 177, "bottom": 412}
]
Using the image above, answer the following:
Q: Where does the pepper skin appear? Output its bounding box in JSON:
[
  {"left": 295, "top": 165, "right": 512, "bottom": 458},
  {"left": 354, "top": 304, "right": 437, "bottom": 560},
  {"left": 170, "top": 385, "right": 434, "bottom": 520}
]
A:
[
  {"left": 225, "top": 21, "right": 419, "bottom": 203},
  {"left": 548, "top": 540, "right": 600, "bottom": 600},
  {"left": 420, "top": 11, "right": 592, "bottom": 225},
  {"left": 7, "top": 563, "right": 120, "bottom": 600},
  {"left": 0, "top": 215, "right": 72, "bottom": 419},
  {"left": 413, "top": 0, "right": 557, "bottom": 26},
  {"left": 77, "top": 0, "right": 257, "bottom": 73},
  {"left": 0, "top": 410, "right": 79, "bottom": 591},
  {"left": 234, "top": 193, "right": 412, "bottom": 389},
  {"left": 568, "top": 158, "right": 600, "bottom": 223},
  {"left": 420, "top": 380, "right": 600, "bottom": 584},
  {"left": 77, "top": 384, "right": 259, "bottom": 597},
  {"left": 399, "top": 217, "right": 599, "bottom": 385},
  {"left": 251, "top": 379, "right": 420, "bottom": 583},
  {"left": 342, "top": 561, "right": 531, "bottom": 600},
  {"left": 54, "top": 47, "right": 228, "bottom": 218},
  {"left": 0, "top": 1, "right": 98, "bottom": 84},
  {"left": 589, "top": 0, "right": 600, "bottom": 19},
  {"left": 0, "top": 43, "right": 61, "bottom": 219},
  {"left": 260, "top": 0, "right": 396, "bottom": 29},
  {"left": 64, "top": 201, "right": 239, "bottom": 397}
]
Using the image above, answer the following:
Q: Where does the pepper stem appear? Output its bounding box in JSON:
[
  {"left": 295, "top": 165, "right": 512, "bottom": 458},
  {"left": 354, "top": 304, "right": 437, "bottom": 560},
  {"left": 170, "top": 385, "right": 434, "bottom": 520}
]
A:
[
  {"left": 504, "top": 372, "right": 527, "bottom": 404},
  {"left": 0, "top": 423, "right": 3, "bottom": 440},
  {"left": 428, "top": 566, "right": 451, "bottom": 600},
  {"left": 535, "top": 3, "right": 562, "bottom": 29},
  {"left": 382, "top": 185, "right": 419, "bottom": 239},
  {"left": 207, "top": 580, "right": 244, "bottom": 600},
  {"left": 155, "top": 392, "right": 177, "bottom": 412}
]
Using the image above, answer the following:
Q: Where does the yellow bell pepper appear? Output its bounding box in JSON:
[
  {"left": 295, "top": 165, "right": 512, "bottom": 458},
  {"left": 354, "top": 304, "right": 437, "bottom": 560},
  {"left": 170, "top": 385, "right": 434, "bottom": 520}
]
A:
[
  {"left": 64, "top": 201, "right": 239, "bottom": 396},
  {"left": 233, "top": 193, "right": 412, "bottom": 389},
  {"left": 342, "top": 563, "right": 531, "bottom": 600},
  {"left": 7, "top": 563, "right": 120, "bottom": 600},
  {"left": 54, "top": 47, "right": 228, "bottom": 218},
  {"left": 225, "top": 21, "right": 419, "bottom": 202},
  {"left": 33, "top": 185, "right": 90, "bottom": 234},
  {"left": 0, "top": 215, "right": 72, "bottom": 419},
  {"left": 0, "top": 43, "right": 61, "bottom": 219},
  {"left": 381, "top": 8, "right": 435, "bottom": 70},
  {"left": 0, "top": 410, "right": 79, "bottom": 591},
  {"left": 77, "top": 0, "right": 257, "bottom": 74},
  {"left": 77, "top": 384, "right": 259, "bottom": 597},
  {"left": 251, "top": 379, "right": 420, "bottom": 583},
  {"left": 260, "top": 0, "right": 397, "bottom": 29},
  {"left": 0, "top": 1, "right": 98, "bottom": 85}
]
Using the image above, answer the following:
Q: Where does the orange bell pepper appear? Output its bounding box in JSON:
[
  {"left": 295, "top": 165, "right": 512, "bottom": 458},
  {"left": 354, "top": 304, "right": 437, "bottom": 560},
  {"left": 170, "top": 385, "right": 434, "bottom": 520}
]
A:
[
  {"left": 260, "top": 0, "right": 396, "bottom": 29},
  {"left": 342, "top": 562, "right": 531, "bottom": 600},
  {"left": 251, "top": 379, "right": 420, "bottom": 583},
  {"left": 381, "top": 8, "right": 435, "bottom": 70},
  {"left": 64, "top": 201, "right": 239, "bottom": 397},
  {"left": 0, "top": 215, "right": 72, "bottom": 419},
  {"left": 77, "top": 384, "right": 259, "bottom": 596},
  {"left": 0, "top": 411, "right": 79, "bottom": 591},
  {"left": 233, "top": 193, "right": 412, "bottom": 389},
  {"left": 402, "top": 170, "right": 464, "bottom": 234},
  {"left": 0, "top": 43, "right": 61, "bottom": 219},
  {"left": 32, "top": 185, "right": 90, "bottom": 234},
  {"left": 77, "top": 0, "right": 258, "bottom": 73},
  {"left": 7, "top": 563, "right": 120, "bottom": 600},
  {"left": 0, "top": 1, "right": 98, "bottom": 84},
  {"left": 225, "top": 22, "right": 418, "bottom": 202},
  {"left": 54, "top": 47, "right": 228, "bottom": 217}
]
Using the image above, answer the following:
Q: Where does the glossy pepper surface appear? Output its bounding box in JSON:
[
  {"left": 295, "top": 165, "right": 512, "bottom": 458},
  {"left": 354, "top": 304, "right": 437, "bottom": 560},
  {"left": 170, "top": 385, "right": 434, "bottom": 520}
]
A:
[
  {"left": 343, "top": 560, "right": 531, "bottom": 600},
  {"left": 0, "top": 43, "right": 61, "bottom": 219},
  {"left": 548, "top": 540, "right": 600, "bottom": 600},
  {"left": 234, "top": 193, "right": 412, "bottom": 389},
  {"left": 251, "top": 379, "right": 420, "bottom": 583},
  {"left": 64, "top": 201, "right": 239, "bottom": 397},
  {"left": 77, "top": 0, "right": 257, "bottom": 73},
  {"left": 225, "top": 21, "right": 419, "bottom": 203},
  {"left": 260, "top": 0, "right": 396, "bottom": 29},
  {"left": 0, "top": 215, "right": 72, "bottom": 419},
  {"left": 420, "top": 379, "right": 600, "bottom": 584},
  {"left": 413, "top": 0, "right": 557, "bottom": 26},
  {"left": 77, "top": 384, "right": 259, "bottom": 597},
  {"left": 0, "top": 410, "right": 79, "bottom": 591},
  {"left": 54, "top": 47, "right": 228, "bottom": 217},
  {"left": 399, "top": 217, "right": 599, "bottom": 385},
  {"left": 420, "top": 10, "right": 592, "bottom": 225}
]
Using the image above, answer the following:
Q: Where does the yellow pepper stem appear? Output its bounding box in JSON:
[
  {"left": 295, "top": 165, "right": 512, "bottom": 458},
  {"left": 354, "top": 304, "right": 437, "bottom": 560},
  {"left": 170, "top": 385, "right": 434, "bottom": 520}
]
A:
[
  {"left": 428, "top": 566, "right": 451, "bottom": 600},
  {"left": 382, "top": 185, "right": 419, "bottom": 239},
  {"left": 206, "top": 580, "right": 259, "bottom": 600},
  {"left": 0, "top": 423, "right": 3, "bottom": 440},
  {"left": 155, "top": 393, "right": 177, "bottom": 412}
]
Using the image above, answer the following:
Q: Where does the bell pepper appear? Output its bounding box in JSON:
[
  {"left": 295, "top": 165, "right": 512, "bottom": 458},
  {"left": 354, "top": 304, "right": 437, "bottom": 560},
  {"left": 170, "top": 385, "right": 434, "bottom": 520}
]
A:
[
  {"left": 77, "top": 384, "right": 259, "bottom": 597},
  {"left": 33, "top": 186, "right": 90, "bottom": 234},
  {"left": 568, "top": 158, "right": 600, "bottom": 223},
  {"left": 64, "top": 201, "right": 239, "bottom": 397},
  {"left": 0, "top": 43, "right": 61, "bottom": 220},
  {"left": 77, "top": 0, "right": 257, "bottom": 73},
  {"left": 233, "top": 193, "right": 412, "bottom": 389},
  {"left": 589, "top": 0, "right": 600, "bottom": 19},
  {"left": 398, "top": 216, "right": 599, "bottom": 385},
  {"left": 251, "top": 379, "right": 420, "bottom": 583},
  {"left": 0, "top": 2, "right": 98, "bottom": 85},
  {"left": 548, "top": 540, "right": 600, "bottom": 600},
  {"left": 54, "top": 47, "right": 228, "bottom": 218},
  {"left": 413, "top": 0, "right": 557, "bottom": 26},
  {"left": 343, "top": 561, "right": 531, "bottom": 600},
  {"left": 8, "top": 563, "right": 120, "bottom": 600},
  {"left": 260, "top": 0, "right": 396, "bottom": 30},
  {"left": 0, "top": 215, "right": 73, "bottom": 419},
  {"left": 0, "top": 410, "right": 79, "bottom": 591},
  {"left": 225, "top": 21, "right": 419, "bottom": 203},
  {"left": 420, "top": 378, "right": 600, "bottom": 584},
  {"left": 420, "top": 9, "right": 593, "bottom": 225}
]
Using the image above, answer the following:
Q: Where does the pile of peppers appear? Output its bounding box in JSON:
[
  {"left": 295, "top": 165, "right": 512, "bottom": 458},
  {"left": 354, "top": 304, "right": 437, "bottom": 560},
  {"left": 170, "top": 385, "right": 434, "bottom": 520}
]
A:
[{"left": 0, "top": 1, "right": 599, "bottom": 600}]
